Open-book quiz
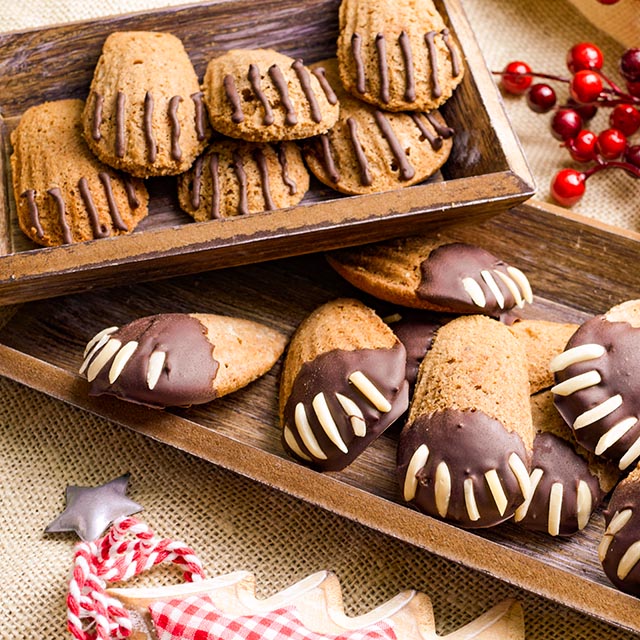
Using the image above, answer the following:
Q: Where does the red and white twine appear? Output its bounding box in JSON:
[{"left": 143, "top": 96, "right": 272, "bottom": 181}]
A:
[{"left": 66, "top": 516, "right": 205, "bottom": 640}]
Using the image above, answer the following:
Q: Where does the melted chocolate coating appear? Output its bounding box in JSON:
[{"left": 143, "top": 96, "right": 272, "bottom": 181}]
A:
[
  {"left": 88, "top": 314, "right": 219, "bottom": 408},
  {"left": 554, "top": 317, "right": 640, "bottom": 464},
  {"left": 282, "top": 343, "right": 409, "bottom": 471},
  {"left": 417, "top": 242, "right": 519, "bottom": 316},
  {"left": 397, "top": 408, "right": 529, "bottom": 528},
  {"left": 517, "top": 432, "right": 603, "bottom": 536}
]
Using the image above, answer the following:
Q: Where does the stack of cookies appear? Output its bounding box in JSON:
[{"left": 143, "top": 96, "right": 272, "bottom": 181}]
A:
[{"left": 10, "top": 0, "right": 463, "bottom": 247}]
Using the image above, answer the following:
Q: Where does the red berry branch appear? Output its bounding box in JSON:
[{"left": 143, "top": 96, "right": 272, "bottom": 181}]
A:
[{"left": 497, "top": 45, "right": 640, "bottom": 206}]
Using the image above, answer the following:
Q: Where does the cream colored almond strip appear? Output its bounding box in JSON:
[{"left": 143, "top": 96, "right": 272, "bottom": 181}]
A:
[
  {"left": 508, "top": 453, "right": 531, "bottom": 501},
  {"left": 403, "top": 444, "right": 429, "bottom": 502},
  {"left": 608, "top": 508, "right": 633, "bottom": 535},
  {"left": 480, "top": 270, "right": 504, "bottom": 309},
  {"left": 485, "top": 469, "right": 508, "bottom": 516},
  {"left": 335, "top": 393, "right": 366, "bottom": 437},
  {"left": 506, "top": 266, "right": 533, "bottom": 304},
  {"left": 284, "top": 426, "right": 312, "bottom": 462},
  {"left": 86, "top": 339, "right": 122, "bottom": 382},
  {"left": 348, "top": 371, "right": 391, "bottom": 413},
  {"left": 108, "top": 341, "right": 139, "bottom": 384},
  {"left": 434, "top": 461, "right": 451, "bottom": 518},
  {"left": 461, "top": 277, "right": 486, "bottom": 308},
  {"left": 83, "top": 326, "right": 118, "bottom": 357},
  {"left": 79, "top": 333, "right": 112, "bottom": 375},
  {"left": 618, "top": 540, "right": 640, "bottom": 580},
  {"left": 620, "top": 436, "right": 640, "bottom": 470},
  {"left": 312, "top": 393, "right": 348, "bottom": 453},
  {"left": 294, "top": 402, "right": 327, "bottom": 460},
  {"left": 493, "top": 270, "right": 523, "bottom": 308},
  {"left": 598, "top": 533, "right": 614, "bottom": 562},
  {"left": 464, "top": 478, "right": 481, "bottom": 521},
  {"left": 549, "top": 343, "right": 606, "bottom": 373},
  {"left": 595, "top": 416, "right": 638, "bottom": 455},
  {"left": 573, "top": 394, "right": 623, "bottom": 430},
  {"left": 514, "top": 468, "right": 543, "bottom": 522},
  {"left": 551, "top": 370, "right": 601, "bottom": 396},
  {"left": 146, "top": 350, "right": 167, "bottom": 391},
  {"left": 548, "top": 482, "right": 563, "bottom": 536},
  {"left": 576, "top": 480, "right": 592, "bottom": 531}
]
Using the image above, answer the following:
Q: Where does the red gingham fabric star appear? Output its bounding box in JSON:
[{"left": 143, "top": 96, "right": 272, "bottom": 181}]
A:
[{"left": 149, "top": 595, "right": 397, "bottom": 640}]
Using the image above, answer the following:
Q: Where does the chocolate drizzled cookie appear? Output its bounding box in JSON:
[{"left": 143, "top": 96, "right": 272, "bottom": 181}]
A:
[
  {"left": 397, "top": 315, "right": 534, "bottom": 528},
  {"left": 177, "top": 139, "right": 309, "bottom": 221},
  {"left": 280, "top": 298, "right": 409, "bottom": 471},
  {"left": 11, "top": 99, "right": 148, "bottom": 247},
  {"left": 83, "top": 31, "right": 210, "bottom": 177},
  {"left": 302, "top": 60, "right": 453, "bottom": 195},
  {"left": 327, "top": 236, "right": 533, "bottom": 316},
  {"left": 80, "top": 313, "right": 286, "bottom": 408},
  {"left": 337, "top": 0, "right": 464, "bottom": 111},
  {"left": 203, "top": 49, "right": 340, "bottom": 142}
]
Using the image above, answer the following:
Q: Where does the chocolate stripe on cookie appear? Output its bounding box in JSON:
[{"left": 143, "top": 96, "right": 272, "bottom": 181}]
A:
[
  {"left": 375, "top": 34, "right": 390, "bottom": 104},
  {"left": 190, "top": 91, "right": 207, "bottom": 141},
  {"left": 443, "top": 28, "right": 461, "bottom": 77},
  {"left": 209, "top": 152, "right": 221, "bottom": 219},
  {"left": 351, "top": 33, "right": 366, "bottom": 94},
  {"left": 115, "top": 91, "right": 126, "bottom": 157},
  {"left": 253, "top": 148, "right": 275, "bottom": 211},
  {"left": 99, "top": 173, "right": 128, "bottom": 231},
  {"left": 277, "top": 144, "right": 297, "bottom": 195},
  {"left": 249, "top": 63, "right": 275, "bottom": 126},
  {"left": 78, "top": 177, "right": 109, "bottom": 239},
  {"left": 399, "top": 30, "right": 416, "bottom": 102},
  {"left": 347, "top": 117, "right": 372, "bottom": 186},
  {"left": 224, "top": 74, "right": 245, "bottom": 123},
  {"left": 233, "top": 150, "right": 248, "bottom": 215},
  {"left": 47, "top": 187, "right": 72, "bottom": 244},
  {"left": 91, "top": 91, "right": 103, "bottom": 141},
  {"left": 190, "top": 156, "right": 204, "bottom": 210},
  {"left": 144, "top": 92, "right": 157, "bottom": 163},
  {"left": 22, "top": 189, "right": 44, "bottom": 239},
  {"left": 424, "top": 31, "right": 441, "bottom": 99},
  {"left": 411, "top": 113, "right": 443, "bottom": 151},
  {"left": 292, "top": 59, "right": 322, "bottom": 123},
  {"left": 168, "top": 96, "right": 183, "bottom": 161},
  {"left": 269, "top": 64, "right": 297, "bottom": 125},
  {"left": 374, "top": 110, "right": 415, "bottom": 180},
  {"left": 311, "top": 67, "right": 338, "bottom": 105},
  {"left": 425, "top": 112, "right": 454, "bottom": 138},
  {"left": 320, "top": 134, "right": 340, "bottom": 183},
  {"left": 123, "top": 175, "right": 141, "bottom": 209}
]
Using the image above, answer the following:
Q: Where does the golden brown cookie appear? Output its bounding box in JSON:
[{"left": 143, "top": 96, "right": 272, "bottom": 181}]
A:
[
  {"left": 514, "top": 390, "right": 619, "bottom": 537},
  {"left": 83, "top": 31, "right": 209, "bottom": 177},
  {"left": 11, "top": 99, "right": 148, "bottom": 247},
  {"left": 202, "top": 49, "right": 340, "bottom": 142},
  {"left": 177, "top": 139, "right": 309, "bottom": 221},
  {"left": 80, "top": 313, "right": 287, "bottom": 408},
  {"left": 302, "top": 60, "right": 453, "bottom": 195},
  {"left": 397, "top": 315, "right": 534, "bottom": 528},
  {"left": 280, "top": 298, "right": 409, "bottom": 471},
  {"left": 337, "top": 0, "right": 464, "bottom": 111},
  {"left": 327, "top": 236, "right": 533, "bottom": 316}
]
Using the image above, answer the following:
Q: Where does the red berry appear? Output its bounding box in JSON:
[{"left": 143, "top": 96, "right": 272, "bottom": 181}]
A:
[
  {"left": 551, "top": 108, "right": 583, "bottom": 141},
  {"left": 526, "top": 83, "right": 557, "bottom": 113},
  {"left": 567, "top": 98, "right": 598, "bottom": 121},
  {"left": 620, "top": 48, "right": 640, "bottom": 83},
  {"left": 567, "top": 43, "right": 604, "bottom": 73},
  {"left": 625, "top": 145, "right": 640, "bottom": 168},
  {"left": 551, "top": 169, "right": 586, "bottom": 207},
  {"left": 597, "top": 128, "right": 628, "bottom": 160},
  {"left": 569, "top": 130, "right": 597, "bottom": 163},
  {"left": 570, "top": 70, "right": 603, "bottom": 104},
  {"left": 501, "top": 61, "right": 533, "bottom": 95},
  {"left": 626, "top": 80, "right": 640, "bottom": 98},
  {"left": 610, "top": 104, "right": 640, "bottom": 136}
]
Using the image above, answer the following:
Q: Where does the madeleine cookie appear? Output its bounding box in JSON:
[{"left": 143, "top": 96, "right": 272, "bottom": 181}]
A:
[
  {"left": 337, "top": 0, "right": 464, "bottom": 112},
  {"left": 397, "top": 315, "right": 534, "bottom": 528},
  {"left": 280, "top": 298, "right": 409, "bottom": 471},
  {"left": 83, "top": 31, "right": 209, "bottom": 177},
  {"left": 203, "top": 49, "right": 340, "bottom": 142},
  {"left": 80, "top": 313, "right": 287, "bottom": 408},
  {"left": 327, "top": 236, "right": 533, "bottom": 316},
  {"left": 551, "top": 299, "right": 640, "bottom": 471},
  {"left": 11, "top": 99, "right": 148, "bottom": 247},
  {"left": 302, "top": 60, "right": 453, "bottom": 195},
  {"left": 514, "top": 391, "right": 619, "bottom": 537},
  {"left": 177, "top": 140, "right": 309, "bottom": 221}
]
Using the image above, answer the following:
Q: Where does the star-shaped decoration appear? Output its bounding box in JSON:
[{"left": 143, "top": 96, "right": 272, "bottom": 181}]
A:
[{"left": 45, "top": 473, "right": 143, "bottom": 541}]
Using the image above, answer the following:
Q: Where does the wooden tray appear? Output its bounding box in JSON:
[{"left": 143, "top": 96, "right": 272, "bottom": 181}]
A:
[
  {"left": 0, "top": 0, "right": 534, "bottom": 307},
  {"left": 2, "top": 200, "right": 640, "bottom": 632}
]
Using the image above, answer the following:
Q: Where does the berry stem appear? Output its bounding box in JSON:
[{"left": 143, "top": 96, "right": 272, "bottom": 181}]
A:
[
  {"left": 493, "top": 70, "right": 571, "bottom": 84},
  {"left": 584, "top": 159, "right": 640, "bottom": 179}
]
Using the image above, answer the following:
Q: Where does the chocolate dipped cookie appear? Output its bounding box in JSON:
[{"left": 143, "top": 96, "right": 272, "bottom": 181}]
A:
[
  {"left": 302, "top": 60, "right": 453, "bottom": 195},
  {"left": 514, "top": 391, "right": 619, "bottom": 537},
  {"left": 11, "top": 99, "right": 148, "bottom": 247},
  {"left": 327, "top": 236, "right": 533, "bottom": 316},
  {"left": 83, "top": 31, "right": 209, "bottom": 177},
  {"left": 280, "top": 298, "right": 409, "bottom": 471},
  {"left": 203, "top": 49, "right": 340, "bottom": 142},
  {"left": 397, "top": 315, "right": 534, "bottom": 528},
  {"left": 80, "top": 313, "right": 287, "bottom": 408},
  {"left": 551, "top": 299, "right": 640, "bottom": 471},
  {"left": 177, "top": 140, "right": 309, "bottom": 221},
  {"left": 337, "top": 0, "right": 464, "bottom": 112}
]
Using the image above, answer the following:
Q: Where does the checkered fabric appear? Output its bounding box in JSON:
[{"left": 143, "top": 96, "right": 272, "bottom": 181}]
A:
[{"left": 149, "top": 596, "right": 397, "bottom": 640}]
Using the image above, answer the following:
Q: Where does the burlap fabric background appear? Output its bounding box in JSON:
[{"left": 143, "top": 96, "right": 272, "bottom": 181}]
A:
[{"left": 1, "top": 1, "right": 640, "bottom": 638}]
